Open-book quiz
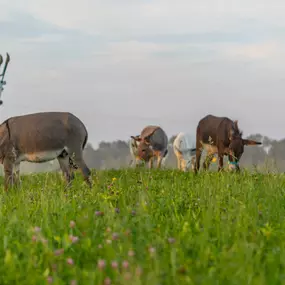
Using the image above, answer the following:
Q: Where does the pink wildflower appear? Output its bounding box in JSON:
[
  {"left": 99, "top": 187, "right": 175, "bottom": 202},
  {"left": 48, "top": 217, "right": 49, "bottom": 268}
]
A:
[
  {"left": 148, "top": 247, "right": 156, "bottom": 257},
  {"left": 168, "top": 237, "right": 176, "bottom": 244},
  {"left": 95, "top": 211, "right": 104, "bottom": 217},
  {"left": 69, "top": 235, "right": 79, "bottom": 244},
  {"left": 67, "top": 258, "right": 74, "bottom": 265},
  {"left": 112, "top": 232, "right": 119, "bottom": 240},
  {"left": 104, "top": 277, "right": 112, "bottom": 285},
  {"left": 122, "top": 260, "right": 129, "bottom": 269},
  {"left": 34, "top": 226, "right": 41, "bottom": 233},
  {"left": 41, "top": 238, "right": 48, "bottom": 244},
  {"left": 111, "top": 260, "right": 118, "bottom": 269},
  {"left": 54, "top": 248, "right": 64, "bottom": 256},
  {"left": 98, "top": 259, "right": 106, "bottom": 270}
]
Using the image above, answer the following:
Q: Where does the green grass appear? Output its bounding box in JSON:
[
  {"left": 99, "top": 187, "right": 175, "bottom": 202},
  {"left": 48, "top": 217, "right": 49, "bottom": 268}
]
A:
[{"left": 1, "top": 169, "right": 285, "bottom": 285}]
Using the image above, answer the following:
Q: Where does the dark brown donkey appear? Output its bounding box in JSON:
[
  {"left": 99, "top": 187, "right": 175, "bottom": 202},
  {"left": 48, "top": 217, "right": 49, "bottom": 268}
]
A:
[
  {"left": 194, "top": 114, "right": 262, "bottom": 173},
  {"left": 0, "top": 111, "right": 92, "bottom": 191}
]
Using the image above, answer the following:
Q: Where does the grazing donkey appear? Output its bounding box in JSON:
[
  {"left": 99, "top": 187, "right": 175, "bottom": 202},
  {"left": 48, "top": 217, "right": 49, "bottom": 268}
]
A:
[
  {"left": 173, "top": 132, "right": 196, "bottom": 172},
  {"left": 131, "top": 125, "right": 168, "bottom": 169},
  {"left": 0, "top": 111, "right": 92, "bottom": 191},
  {"left": 195, "top": 114, "right": 262, "bottom": 173},
  {"left": 0, "top": 53, "right": 10, "bottom": 105}
]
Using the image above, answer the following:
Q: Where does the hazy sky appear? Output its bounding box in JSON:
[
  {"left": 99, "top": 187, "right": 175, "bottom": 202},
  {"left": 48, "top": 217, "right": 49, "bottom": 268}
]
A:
[{"left": 1, "top": 0, "right": 285, "bottom": 147}]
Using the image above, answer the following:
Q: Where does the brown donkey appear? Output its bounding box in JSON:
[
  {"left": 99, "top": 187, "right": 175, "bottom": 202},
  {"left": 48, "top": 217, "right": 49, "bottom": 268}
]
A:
[{"left": 195, "top": 114, "right": 262, "bottom": 173}]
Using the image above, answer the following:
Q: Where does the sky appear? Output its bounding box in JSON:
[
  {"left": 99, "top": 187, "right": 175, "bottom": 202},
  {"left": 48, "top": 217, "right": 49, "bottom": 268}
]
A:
[{"left": 1, "top": 0, "right": 285, "bottom": 147}]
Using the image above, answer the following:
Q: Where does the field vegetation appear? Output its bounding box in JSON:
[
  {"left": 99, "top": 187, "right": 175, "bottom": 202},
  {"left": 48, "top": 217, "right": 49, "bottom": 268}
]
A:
[{"left": 0, "top": 169, "right": 285, "bottom": 285}]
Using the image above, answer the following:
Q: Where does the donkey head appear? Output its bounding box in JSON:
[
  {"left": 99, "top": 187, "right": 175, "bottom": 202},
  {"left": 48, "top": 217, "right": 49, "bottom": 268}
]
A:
[
  {"left": 228, "top": 120, "right": 262, "bottom": 170},
  {"left": 130, "top": 135, "right": 153, "bottom": 162}
]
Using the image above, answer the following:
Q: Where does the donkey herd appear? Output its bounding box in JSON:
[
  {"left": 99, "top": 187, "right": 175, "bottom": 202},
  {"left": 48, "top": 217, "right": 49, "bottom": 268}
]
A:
[
  {"left": 130, "top": 115, "right": 262, "bottom": 173},
  {"left": 0, "top": 52, "right": 262, "bottom": 191}
]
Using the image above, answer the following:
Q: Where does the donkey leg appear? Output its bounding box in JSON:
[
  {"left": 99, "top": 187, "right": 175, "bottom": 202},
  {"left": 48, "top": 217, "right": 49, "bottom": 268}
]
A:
[
  {"left": 195, "top": 130, "right": 203, "bottom": 174},
  {"left": 148, "top": 157, "right": 154, "bottom": 169},
  {"left": 191, "top": 156, "right": 196, "bottom": 171},
  {"left": 180, "top": 159, "right": 187, "bottom": 172},
  {"left": 57, "top": 156, "right": 74, "bottom": 186},
  {"left": 161, "top": 149, "right": 168, "bottom": 168},
  {"left": 218, "top": 152, "right": 224, "bottom": 172},
  {"left": 69, "top": 149, "right": 92, "bottom": 188},
  {"left": 177, "top": 157, "right": 181, "bottom": 170},
  {"left": 3, "top": 159, "right": 14, "bottom": 192},
  {"left": 174, "top": 151, "right": 182, "bottom": 170},
  {"left": 13, "top": 162, "right": 21, "bottom": 188},
  {"left": 195, "top": 148, "right": 202, "bottom": 174},
  {"left": 156, "top": 155, "right": 163, "bottom": 169}
]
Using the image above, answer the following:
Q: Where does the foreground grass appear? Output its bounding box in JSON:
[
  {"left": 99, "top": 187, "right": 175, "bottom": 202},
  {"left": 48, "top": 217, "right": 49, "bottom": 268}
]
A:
[{"left": 0, "top": 169, "right": 285, "bottom": 285}]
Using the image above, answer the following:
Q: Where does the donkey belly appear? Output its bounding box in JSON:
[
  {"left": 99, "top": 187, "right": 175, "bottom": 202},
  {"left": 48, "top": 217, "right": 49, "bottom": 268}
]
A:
[{"left": 17, "top": 149, "right": 66, "bottom": 163}]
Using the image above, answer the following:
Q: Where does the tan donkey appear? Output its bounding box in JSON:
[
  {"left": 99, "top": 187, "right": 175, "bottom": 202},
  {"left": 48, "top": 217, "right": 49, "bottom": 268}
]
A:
[
  {"left": 0, "top": 111, "right": 92, "bottom": 191},
  {"left": 131, "top": 125, "right": 168, "bottom": 169}
]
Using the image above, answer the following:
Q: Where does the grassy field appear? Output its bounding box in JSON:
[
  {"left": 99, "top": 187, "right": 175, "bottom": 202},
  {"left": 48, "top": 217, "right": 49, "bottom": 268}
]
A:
[{"left": 0, "top": 169, "right": 285, "bottom": 285}]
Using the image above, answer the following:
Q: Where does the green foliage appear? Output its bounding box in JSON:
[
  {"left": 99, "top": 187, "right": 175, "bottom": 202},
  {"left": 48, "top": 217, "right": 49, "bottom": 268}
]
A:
[{"left": 0, "top": 169, "right": 285, "bottom": 284}]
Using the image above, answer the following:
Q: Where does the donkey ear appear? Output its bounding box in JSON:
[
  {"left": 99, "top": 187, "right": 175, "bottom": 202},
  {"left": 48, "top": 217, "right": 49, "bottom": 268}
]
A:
[
  {"left": 131, "top": 136, "right": 142, "bottom": 142},
  {"left": 242, "top": 139, "right": 262, "bottom": 146}
]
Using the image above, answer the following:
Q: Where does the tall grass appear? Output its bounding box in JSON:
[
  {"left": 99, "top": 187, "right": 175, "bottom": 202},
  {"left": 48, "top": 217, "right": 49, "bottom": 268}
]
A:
[{"left": 0, "top": 169, "right": 285, "bottom": 285}]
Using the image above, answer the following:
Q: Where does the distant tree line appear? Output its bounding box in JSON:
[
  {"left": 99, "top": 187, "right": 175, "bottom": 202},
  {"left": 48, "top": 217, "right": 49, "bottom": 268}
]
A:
[{"left": 5, "top": 133, "right": 285, "bottom": 175}]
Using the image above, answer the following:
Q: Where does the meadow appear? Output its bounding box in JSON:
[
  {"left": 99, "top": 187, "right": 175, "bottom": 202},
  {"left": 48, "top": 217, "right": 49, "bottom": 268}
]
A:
[{"left": 1, "top": 169, "right": 285, "bottom": 285}]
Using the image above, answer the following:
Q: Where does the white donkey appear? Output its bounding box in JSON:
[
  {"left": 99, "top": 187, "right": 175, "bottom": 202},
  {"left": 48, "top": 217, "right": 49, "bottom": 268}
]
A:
[{"left": 173, "top": 132, "right": 196, "bottom": 171}]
